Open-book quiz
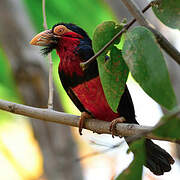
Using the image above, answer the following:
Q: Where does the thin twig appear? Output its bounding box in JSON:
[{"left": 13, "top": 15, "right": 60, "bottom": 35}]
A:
[
  {"left": 42, "top": 0, "right": 54, "bottom": 109},
  {"left": 76, "top": 141, "right": 123, "bottom": 161},
  {"left": 80, "top": 1, "right": 154, "bottom": 70},
  {"left": 42, "top": 0, "right": 47, "bottom": 30},
  {"left": 81, "top": 0, "right": 180, "bottom": 70},
  {"left": 149, "top": 27, "right": 180, "bottom": 65},
  {"left": 0, "top": 99, "right": 179, "bottom": 144},
  {"left": 121, "top": 0, "right": 180, "bottom": 65}
]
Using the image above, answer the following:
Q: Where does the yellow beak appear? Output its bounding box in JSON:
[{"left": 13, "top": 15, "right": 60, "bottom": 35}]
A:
[{"left": 30, "top": 30, "right": 56, "bottom": 46}]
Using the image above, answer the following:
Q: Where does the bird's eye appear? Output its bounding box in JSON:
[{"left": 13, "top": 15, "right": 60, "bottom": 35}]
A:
[
  {"left": 58, "top": 28, "right": 64, "bottom": 33},
  {"left": 53, "top": 25, "right": 71, "bottom": 35}
]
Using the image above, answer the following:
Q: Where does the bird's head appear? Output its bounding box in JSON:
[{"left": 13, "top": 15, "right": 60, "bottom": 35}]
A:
[{"left": 30, "top": 23, "right": 91, "bottom": 55}]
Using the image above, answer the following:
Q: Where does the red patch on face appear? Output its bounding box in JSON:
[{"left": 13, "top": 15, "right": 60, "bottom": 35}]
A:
[
  {"left": 72, "top": 77, "right": 120, "bottom": 121},
  {"left": 56, "top": 35, "right": 84, "bottom": 77}
]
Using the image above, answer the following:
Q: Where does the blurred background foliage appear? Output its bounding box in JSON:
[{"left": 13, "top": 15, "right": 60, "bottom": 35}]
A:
[
  {"left": 0, "top": 0, "right": 116, "bottom": 179},
  {"left": 24, "top": 0, "right": 114, "bottom": 36}
]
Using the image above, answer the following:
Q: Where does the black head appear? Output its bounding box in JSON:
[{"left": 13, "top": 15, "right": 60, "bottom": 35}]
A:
[
  {"left": 52, "top": 23, "right": 91, "bottom": 43},
  {"left": 30, "top": 22, "right": 91, "bottom": 56}
]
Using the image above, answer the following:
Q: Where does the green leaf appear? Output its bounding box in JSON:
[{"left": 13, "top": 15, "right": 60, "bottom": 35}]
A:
[
  {"left": 153, "top": 107, "right": 180, "bottom": 139},
  {"left": 152, "top": 0, "right": 180, "bottom": 30},
  {"left": 116, "top": 138, "right": 145, "bottom": 180},
  {"left": 93, "top": 21, "right": 123, "bottom": 53},
  {"left": 122, "top": 26, "right": 177, "bottom": 110},
  {"left": 92, "top": 21, "right": 129, "bottom": 112}
]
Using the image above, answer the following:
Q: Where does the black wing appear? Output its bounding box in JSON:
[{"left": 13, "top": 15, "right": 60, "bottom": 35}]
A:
[
  {"left": 77, "top": 44, "right": 94, "bottom": 61},
  {"left": 77, "top": 43, "right": 99, "bottom": 82},
  {"left": 58, "top": 69, "right": 87, "bottom": 112},
  {"left": 117, "top": 85, "right": 138, "bottom": 124}
]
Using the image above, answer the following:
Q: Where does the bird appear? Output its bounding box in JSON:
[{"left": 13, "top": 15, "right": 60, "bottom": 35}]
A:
[{"left": 30, "top": 22, "right": 174, "bottom": 175}]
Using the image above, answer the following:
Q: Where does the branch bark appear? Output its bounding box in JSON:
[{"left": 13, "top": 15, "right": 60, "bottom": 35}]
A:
[{"left": 0, "top": 99, "right": 179, "bottom": 144}]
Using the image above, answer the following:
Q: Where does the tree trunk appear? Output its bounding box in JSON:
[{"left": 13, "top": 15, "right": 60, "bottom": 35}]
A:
[{"left": 0, "top": 0, "right": 83, "bottom": 179}]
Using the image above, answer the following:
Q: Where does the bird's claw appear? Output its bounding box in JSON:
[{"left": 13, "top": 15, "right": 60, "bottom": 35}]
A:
[
  {"left": 109, "top": 117, "right": 126, "bottom": 138},
  {"left": 79, "top": 112, "right": 92, "bottom": 135}
]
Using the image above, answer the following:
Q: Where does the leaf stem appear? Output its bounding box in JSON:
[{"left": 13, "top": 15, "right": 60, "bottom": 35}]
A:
[
  {"left": 80, "top": 1, "right": 154, "bottom": 70},
  {"left": 121, "top": 0, "right": 180, "bottom": 65}
]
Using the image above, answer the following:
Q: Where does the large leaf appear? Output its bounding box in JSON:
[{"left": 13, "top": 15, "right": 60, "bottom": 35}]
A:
[
  {"left": 122, "top": 26, "right": 177, "bottom": 110},
  {"left": 93, "top": 21, "right": 129, "bottom": 112},
  {"left": 116, "top": 138, "right": 145, "bottom": 180},
  {"left": 152, "top": 0, "right": 180, "bottom": 30},
  {"left": 153, "top": 107, "right": 180, "bottom": 140}
]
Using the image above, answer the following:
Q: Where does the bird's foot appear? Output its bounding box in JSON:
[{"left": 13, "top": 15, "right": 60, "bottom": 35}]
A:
[
  {"left": 79, "top": 112, "right": 92, "bottom": 135},
  {"left": 109, "top": 117, "right": 126, "bottom": 138}
]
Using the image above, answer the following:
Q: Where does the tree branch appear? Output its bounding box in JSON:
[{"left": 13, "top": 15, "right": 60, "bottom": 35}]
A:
[
  {"left": 42, "top": 0, "right": 54, "bottom": 109},
  {"left": 121, "top": 0, "right": 180, "bottom": 66},
  {"left": 0, "top": 99, "right": 179, "bottom": 143},
  {"left": 81, "top": 0, "right": 180, "bottom": 70},
  {"left": 80, "top": 1, "right": 153, "bottom": 70}
]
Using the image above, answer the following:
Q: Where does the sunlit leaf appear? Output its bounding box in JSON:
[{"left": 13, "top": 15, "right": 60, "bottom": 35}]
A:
[
  {"left": 122, "top": 26, "right": 177, "bottom": 110},
  {"left": 116, "top": 138, "right": 145, "bottom": 180},
  {"left": 152, "top": 0, "right": 180, "bottom": 30},
  {"left": 93, "top": 21, "right": 128, "bottom": 112},
  {"left": 153, "top": 107, "right": 180, "bottom": 139}
]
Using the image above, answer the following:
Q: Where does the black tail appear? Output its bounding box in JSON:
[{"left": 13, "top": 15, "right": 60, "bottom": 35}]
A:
[
  {"left": 119, "top": 86, "right": 174, "bottom": 175},
  {"left": 144, "top": 139, "right": 174, "bottom": 175},
  {"left": 125, "top": 138, "right": 174, "bottom": 175},
  {"left": 125, "top": 137, "right": 174, "bottom": 175}
]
